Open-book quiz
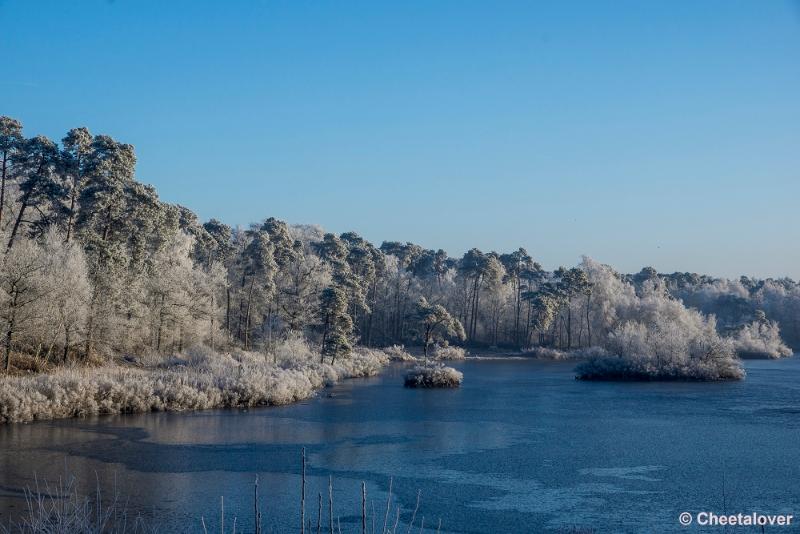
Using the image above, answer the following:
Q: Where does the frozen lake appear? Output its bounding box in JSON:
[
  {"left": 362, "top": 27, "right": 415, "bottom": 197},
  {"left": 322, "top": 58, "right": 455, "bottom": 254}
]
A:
[{"left": 1, "top": 358, "right": 799, "bottom": 533}]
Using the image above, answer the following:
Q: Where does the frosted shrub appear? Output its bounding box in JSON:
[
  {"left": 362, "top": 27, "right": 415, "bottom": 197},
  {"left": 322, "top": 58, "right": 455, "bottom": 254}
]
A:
[
  {"left": 572, "top": 261, "right": 745, "bottom": 381},
  {"left": 269, "top": 333, "right": 318, "bottom": 365},
  {"left": 432, "top": 345, "right": 467, "bottom": 360},
  {"left": 522, "top": 346, "right": 568, "bottom": 360},
  {"left": 732, "top": 320, "right": 793, "bottom": 359},
  {"left": 576, "top": 316, "right": 743, "bottom": 381},
  {"left": 382, "top": 344, "right": 416, "bottom": 361},
  {"left": 569, "top": 346, "right": 609, "bottom": 359},
  {"left": 404, "top": 363, "right": 463, "bottom": 388},
  {"left": 0, "top": 345, "right": 388, "bottom": 424},
  {"left": 521, "top": 346, "right": 606, "bottom": 360}
]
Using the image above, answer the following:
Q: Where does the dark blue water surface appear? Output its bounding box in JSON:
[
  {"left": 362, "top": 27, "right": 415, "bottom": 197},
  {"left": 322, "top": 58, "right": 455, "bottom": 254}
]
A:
[{"left": 1, "top": 358, "right": 799, "bottom": 533}]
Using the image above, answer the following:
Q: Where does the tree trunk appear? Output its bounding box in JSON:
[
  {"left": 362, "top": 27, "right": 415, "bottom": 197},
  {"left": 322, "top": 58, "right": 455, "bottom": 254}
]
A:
[
  {"left": 320, "top": 314, "right": 330, "bottom": 363},
  {"left": 514, "top": 277, "right": 522, "bottom": 347},
  {"left": 65, "top": 158, "right": 81, "bottom": 242},
  {"left": 423, "top": 326, "right": 431, "bottom": 362},
  {"left": 6, "top": 189, "right": 31, "bottom": 251},
  {"left": 85, "top": 311, "right": 95, "bottom": 359},
  {"left": 244, "top": 278, "right": 255, "bottom": 350},
  {"left": 0, "top": 152, "right": 7, "bottom": 228},
  {"left": 566, "top": 300, "right": 572, "bottom": 350},
  {"left": 102, "top": 205, "right": 113, "bottom": 241},
  {"left": 63, "top": 327, "right": 71, "bottom": 362},
  {"left": 210, "top": 294, "right": 216, "bottom": 350},
  {"left": 586, "top": 293, "right": 592, "bottom": 347},
  {"left": 4, "top": 327, "right": 12, "bottom": 373},
  {"left": 4, "top": 292, "right": 16, "bottom": 373},
  {"left": 65, "top": 187, "right": 78, "bottom": 242},
  {"left": 236, "top": 273, "right": 247, "bottom": 341},
  {"left": 156, "top": 294, "right": 165, "bottom": 352},
  {"left": 225, "top": 287, "right": 231, "bottom": 340}
]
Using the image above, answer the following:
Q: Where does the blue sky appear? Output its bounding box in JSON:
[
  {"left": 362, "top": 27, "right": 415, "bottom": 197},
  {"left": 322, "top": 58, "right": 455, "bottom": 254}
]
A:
[{"left": 2, "top": 1, "right": 798, "bottom": 278}]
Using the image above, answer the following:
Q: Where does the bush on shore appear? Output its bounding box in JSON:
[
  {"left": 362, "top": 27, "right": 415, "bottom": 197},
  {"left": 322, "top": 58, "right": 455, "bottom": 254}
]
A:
[
  {"left": 404, "top": 364, "right": 463, "bottom": 388},
  {"left": 432, "top": 345, "right": 467, "bottom": 360},
  {"left": 382, "top": 344, "right": 417, "bottom": 361}
]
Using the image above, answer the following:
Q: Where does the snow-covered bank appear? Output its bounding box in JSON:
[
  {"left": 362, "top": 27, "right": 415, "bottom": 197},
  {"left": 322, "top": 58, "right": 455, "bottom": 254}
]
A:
[{"left": 0, "top": 343, "right": 389, "bottom": 424}]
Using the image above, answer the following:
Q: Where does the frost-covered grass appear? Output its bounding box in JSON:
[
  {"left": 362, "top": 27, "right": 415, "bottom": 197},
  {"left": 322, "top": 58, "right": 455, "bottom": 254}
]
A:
[
  {"left": 0, "top": 339, "right": 389, "bottom": 424},
  {"left": 521, "top": 346, "right": 609, "bottom": 360},
  {"left": 432, "top": 345, "right": 467, "bottom": 360},
  {"left": 0, "top": 472, "right": 155, "bottom": 534},
  {"left": 404, "top": 363, "right": 463, "bottom": 388}
]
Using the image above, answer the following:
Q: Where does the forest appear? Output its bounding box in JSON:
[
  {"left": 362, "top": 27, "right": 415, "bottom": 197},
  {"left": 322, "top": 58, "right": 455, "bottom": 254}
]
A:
[{"left": 0, "top": 115, "right": 797, "bottom": 412}]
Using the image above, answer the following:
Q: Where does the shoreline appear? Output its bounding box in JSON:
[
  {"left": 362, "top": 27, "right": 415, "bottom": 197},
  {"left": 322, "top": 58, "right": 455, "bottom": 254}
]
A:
[{"left": 0, "top": 346, "right": 390, "bottom": 425}]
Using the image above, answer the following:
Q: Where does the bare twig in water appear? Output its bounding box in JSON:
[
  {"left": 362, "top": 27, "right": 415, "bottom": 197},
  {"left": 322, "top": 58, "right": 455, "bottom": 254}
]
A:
[
  {"left": 382, "top": 477, "right": 393, "bottom": 534},
  {"left": 317, "top": 492, "right": 322, "bottom": 534},
  {"left": 301, "top": 448, "right": 306, "bottom": 534},
  {"left": 5, "top": 452, "right": 441, "bottom": 534},
  {"left": 392, "top": 506, "right": 401, "bottom": 534},
  {"left": 406, "top": 491, "right": 421, "bottom": 534},
  {"left": 254, "top": 475, "right": 262, "bottom": 534},
  {"left": 362, "top": 481, "right": 367, "bottom": 534},
  {"left": 328, "top": 476, "right": 334, "bottom": 534}
]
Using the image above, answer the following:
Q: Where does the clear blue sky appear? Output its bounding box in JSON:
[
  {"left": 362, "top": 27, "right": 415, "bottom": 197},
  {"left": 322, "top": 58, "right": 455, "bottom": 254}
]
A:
[{"left": 2, "top": 1, "right": 798, "bottom": 279}]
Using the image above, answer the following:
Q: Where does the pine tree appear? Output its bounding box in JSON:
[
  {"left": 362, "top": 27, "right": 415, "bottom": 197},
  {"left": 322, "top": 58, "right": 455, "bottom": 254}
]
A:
[
  {"left": 0, "top": 116, "right": 23, "bottom": 230},
  {"left": 319, "top": 286, "right": 352, "bottom": 364}
]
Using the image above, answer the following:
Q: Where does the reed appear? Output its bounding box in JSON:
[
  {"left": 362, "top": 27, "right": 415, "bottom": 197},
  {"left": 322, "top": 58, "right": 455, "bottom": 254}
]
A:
[{"left": 1, "top": 449, "right": 442, "bottom": 534}]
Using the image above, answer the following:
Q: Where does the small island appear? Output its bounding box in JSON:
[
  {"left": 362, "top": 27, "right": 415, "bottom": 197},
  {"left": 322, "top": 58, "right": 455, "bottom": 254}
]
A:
[
  {"left": 404, "top": 363, "right": 463, "bottom": 388},
  {"left": 402, "top": 297, "right": 466, "bottom": 388}
]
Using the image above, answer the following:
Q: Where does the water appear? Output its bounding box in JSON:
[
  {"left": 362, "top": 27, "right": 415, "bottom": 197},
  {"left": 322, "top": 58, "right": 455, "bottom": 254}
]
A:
[{"left": 1, "top": 358, "right": 799, "bottom": 533}]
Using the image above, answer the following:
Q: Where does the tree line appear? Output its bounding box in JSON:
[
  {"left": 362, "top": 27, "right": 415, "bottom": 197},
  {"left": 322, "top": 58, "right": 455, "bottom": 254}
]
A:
[{"left": 1, "top": 116, "right": 796, "bottom": 371}]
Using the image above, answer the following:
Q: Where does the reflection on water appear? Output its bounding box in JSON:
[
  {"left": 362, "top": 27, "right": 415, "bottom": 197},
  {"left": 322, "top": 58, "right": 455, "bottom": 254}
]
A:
[{"left": 1, "top": 359, "right": 799, "bottom": 533}]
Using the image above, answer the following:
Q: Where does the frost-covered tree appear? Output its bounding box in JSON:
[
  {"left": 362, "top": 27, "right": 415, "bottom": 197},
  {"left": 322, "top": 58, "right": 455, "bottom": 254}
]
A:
[
  {"left": 731, "top": 310, "right": 792, "bottom": 359},
  {"left": 575, "top": 258, "right": 744, "bottom": 380},
  {"left": 0, "top": 116, "right": 23, "bottom": 230},
  {"left": 38, "top": 229, "right": 91, "bottom": 362},
  {"left": 412, "top": 297, "right": 465, "bottom": 360},
  {"left": 277, "top": 252, "right": 330, "bottom": 333},
  {"left": 0, "top": 115, "right": 791, "bottom": 377},
  {"left": 500, "top": 248, "right": 534, "bottom": 347},
  {"left": 6, "top": 136, "right": 63, "bottom": 250},
  {"left": 319, "top": 286, "right": 352, "bottom": 364},
  {"left": 1, "top": 238, "right": 50, "bottom": 371},
  {"left": 60, "top": 127, "right": 93, "bottom": 242}
]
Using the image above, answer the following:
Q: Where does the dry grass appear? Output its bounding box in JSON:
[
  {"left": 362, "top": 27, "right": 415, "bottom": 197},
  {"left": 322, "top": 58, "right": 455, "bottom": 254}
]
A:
[{"left": 0, "top": 341, "right": 389, "bottom": 424}]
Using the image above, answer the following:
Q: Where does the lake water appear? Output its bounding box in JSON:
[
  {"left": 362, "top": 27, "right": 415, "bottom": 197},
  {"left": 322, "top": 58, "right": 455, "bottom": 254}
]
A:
[{"left": 1, "top": 358, "right": 799, "bottom": 533}]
